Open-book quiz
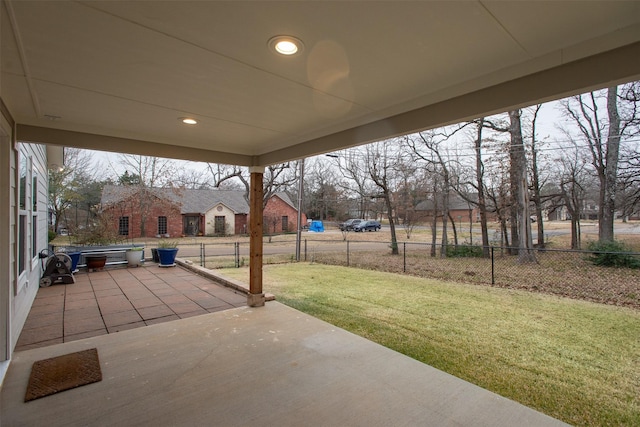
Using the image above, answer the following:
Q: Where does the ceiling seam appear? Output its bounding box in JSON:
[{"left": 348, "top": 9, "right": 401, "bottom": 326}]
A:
[
  {"left": 3, "top": 0, "right": 42, "bottom": 118},
  {"left": 76, "top": 1, "right": 374, "bottom": 113},
  {"left": 478, "top": 1, "right": 530, "bottom": 56},
  {"left": 27, "top": 76, "right": 290, "bottom": 136}
]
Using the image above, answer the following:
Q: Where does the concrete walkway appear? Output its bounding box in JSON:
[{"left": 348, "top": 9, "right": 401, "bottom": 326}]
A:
[
  {"left": 2, "top": 302, "right": 568, "bottom": 426},
  {"left": 16, "top": 264, "right": 247, "bottom": 351}
]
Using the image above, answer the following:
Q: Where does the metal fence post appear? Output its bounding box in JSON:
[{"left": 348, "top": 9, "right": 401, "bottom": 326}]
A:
[
  {"left": 403, "top": 242, "right": 406, "bottom": 273},
  {"left": 491, "top": 246, "right": 495, "bottom": 285},
  {"left": 235, "top": 242, "right": 240, "bottom": 268},
  {"left": 200, "top": 243, "right": 205, "bottom": 267},
  {"left": 304, "top": 239, "right": 307, "bottom": 262},
  {"left": 347, "top": 241, "right": 350, "bottom": 267}
]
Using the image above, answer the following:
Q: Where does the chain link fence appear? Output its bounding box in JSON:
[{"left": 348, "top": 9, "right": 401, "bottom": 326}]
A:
[{"left": 179, "top": 239, "right": 640, "bottom": 309}]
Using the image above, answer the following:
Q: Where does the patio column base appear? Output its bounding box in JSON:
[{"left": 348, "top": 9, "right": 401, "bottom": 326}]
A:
[{"left": 247, "top": 292, "right": 265, "bottom": 307}]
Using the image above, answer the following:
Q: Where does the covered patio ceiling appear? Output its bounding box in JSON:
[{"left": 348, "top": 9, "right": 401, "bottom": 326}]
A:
[{"left": 3, "top": 1, "right": 640, "bottom": 167}]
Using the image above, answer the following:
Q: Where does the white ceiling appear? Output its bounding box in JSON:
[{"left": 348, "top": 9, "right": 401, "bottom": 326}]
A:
[{"left": 2, "top": 1, "right": 640, "bottom": 167}]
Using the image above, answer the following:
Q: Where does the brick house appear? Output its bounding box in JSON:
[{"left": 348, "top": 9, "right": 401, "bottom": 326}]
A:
[
  {"left": 101, "top": 186, "right": 184, "bottom": 238},
  {"left": 101, "top": 185, "right": 305, "bottom": 238},
  {"left": 262, "top": 193, "right": 306, "bottom": 234}
]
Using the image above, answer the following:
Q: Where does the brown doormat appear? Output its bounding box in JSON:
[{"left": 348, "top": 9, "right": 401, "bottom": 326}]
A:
[{"left": 24, "top": 348, "right": 102, "bottom": 402}]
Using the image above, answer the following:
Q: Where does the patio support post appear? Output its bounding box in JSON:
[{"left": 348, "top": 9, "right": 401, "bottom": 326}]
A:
[{"left": 248, "top": 166, "right": 265, "bottom": 307}]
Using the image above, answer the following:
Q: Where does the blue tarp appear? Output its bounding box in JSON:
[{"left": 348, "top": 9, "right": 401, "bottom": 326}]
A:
[{"left": 308, "top": 220, "right": 324, "bottom": 232}]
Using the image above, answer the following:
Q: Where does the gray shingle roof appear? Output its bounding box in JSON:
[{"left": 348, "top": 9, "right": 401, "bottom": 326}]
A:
[
  {"left": 181, "top": 189, "right": 249, "bottom": 214},
  {"left": 415, "top": 194, "right": 478, "bottom": 211},
  {"left": 101, "top": 185, "right": 250, "bottom": 214},
  {"left": 273, "top": 192, "right": 296, "bottom": 209}
]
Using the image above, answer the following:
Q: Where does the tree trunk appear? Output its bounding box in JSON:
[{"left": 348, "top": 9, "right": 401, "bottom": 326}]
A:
[
  {"left": 430, "top": 198, "right": 438, "bottom": 257},
  {"left": 570, "top": 217, "right": 579, "bottom": 249},
  {"left": 449, "top": 212, "right": 458, "bottom": 246},
  {"left": 475, "top": 120, "right": 490, "bottom": 257},
  {"left": 509, "top": 110, "right": 536, "bottom": 263},
  {"left": 440, "top": 171, "right": 450, "bottom": 258},
  {"left": 384, "top": 191, "right": 399, "bottom": 255},
  {"left": 501, "top": 219, "right": 509, "bottom": 248},
  {"left": 600, "top": 86, "right": 620, "bottom": 242},
  {"left": 530, "top": 106, "right": 545, "bottom": 248}
]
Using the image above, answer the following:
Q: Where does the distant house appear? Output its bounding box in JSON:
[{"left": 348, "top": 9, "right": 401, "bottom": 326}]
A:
[
  {"left": 263, "top": 193, "right": 306, "bottom": 234},
  {"left": 179, "top": 188, "right": 249, "bottom": 236},
  {"left": 417, "top": 194, "right": 476, "bottom": 223},
  {"left": 100, "top": 185, "right": 305, "bottom": 238},
  {"left": 414, "top": 193, "right": 501, "bottom": 224}
]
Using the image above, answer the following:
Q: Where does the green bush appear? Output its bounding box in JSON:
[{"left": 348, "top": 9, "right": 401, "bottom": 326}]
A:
[
  {"left": 586, "top": 240, "right": 640, "bottom": 269},
  {"left": 446, "top": 244, "right": 484, "bottom": 258}
]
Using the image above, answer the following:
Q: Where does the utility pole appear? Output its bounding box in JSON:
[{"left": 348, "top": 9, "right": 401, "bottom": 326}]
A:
[{"left": 295, "top": 159, "right": 305, "bottom": 261}]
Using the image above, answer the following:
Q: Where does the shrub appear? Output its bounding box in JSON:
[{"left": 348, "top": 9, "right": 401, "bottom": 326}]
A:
[
  {"left": 71, "top": 212, "right": 124, "bottom": 246},
  {"left": 586, "top": 240, "right": 640, "bottom": 269},
  {"left": 446, "top": 244, "right": 484, "bottom": 258}
]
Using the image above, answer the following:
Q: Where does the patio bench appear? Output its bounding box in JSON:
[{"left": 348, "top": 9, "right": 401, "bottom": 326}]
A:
[{"left": 53, "top": 245, "right": 146, "bottom": 268}]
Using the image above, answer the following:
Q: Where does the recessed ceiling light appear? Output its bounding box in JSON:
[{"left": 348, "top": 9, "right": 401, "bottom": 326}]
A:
[
  {"left": 268, "top": 35, "right": 304, "bottom": 56},
  {"left": 180, "top": 117, "right": 198, "bottom": 125}
]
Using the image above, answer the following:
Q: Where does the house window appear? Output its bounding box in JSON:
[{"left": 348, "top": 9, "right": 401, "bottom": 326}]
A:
[
  {"left": 18, "top": 154, "right": 28, "bottom": 276},
  {"left": 119, "top": 216, "right": 129, "bottom": 236},
  {"left": 19, "top": 154, "right": 27, "bottom": 210},
  {"left": 32, "top": 174, "right": 38, "bottom": 259},
  {"left": 32, "top": 215, "right": 38, "bottom": 259},
  {"left": 214, "top": 216, "right": 225, "bottom": 234},
  {"left": 18, "top": 216, "right": 26, "bottom": 275},
  {"left": 282, "top": 216, "right": 288, "bottom": 232},
  {"left": 158, "top": 216, "right": 167, "bottom": 235}
]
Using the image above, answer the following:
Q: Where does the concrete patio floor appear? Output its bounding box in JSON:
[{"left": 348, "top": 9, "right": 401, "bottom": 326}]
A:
[
  {"left": 3, "top": 263, "right": 568, "bottom": 426},
  {"left": 15, "top": 263, "right": 247, "bottom": 351},
  {"left": 2, "top": 302, "right": 568, "bottom": 426}
]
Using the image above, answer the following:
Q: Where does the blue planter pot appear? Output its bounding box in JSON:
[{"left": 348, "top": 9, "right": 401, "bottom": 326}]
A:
[
  {"left": 68, "top": 252, "right": 81, "bottom": 272},
  {"left": 157, "top": 248, "right": 178, "bottom": 267}
]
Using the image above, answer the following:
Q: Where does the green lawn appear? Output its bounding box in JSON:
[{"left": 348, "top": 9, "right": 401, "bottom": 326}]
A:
[{"left": 221, "top": 263, "right": 640, "bottom": 426}]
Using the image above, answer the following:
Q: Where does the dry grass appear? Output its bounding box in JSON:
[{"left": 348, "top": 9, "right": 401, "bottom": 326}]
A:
[
  {"left": 51, "top": 219, "right": 640, "bottom": 247},
  {"left": 309, "top": 243, "right": 640, "bottom": 310}
]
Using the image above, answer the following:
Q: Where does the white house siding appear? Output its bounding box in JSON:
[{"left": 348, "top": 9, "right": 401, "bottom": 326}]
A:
[
  {"left": 10, "top": 143, "right": 48, "bottom": 354},
  {"left": 205, "top": 204, "right": 235, "bottom": 236},
  {"left": 1, "top": 123, "right": 50, "bottom": 386},
  {"left": 1, "top": 115, "right": 14, "bottom": 369}
]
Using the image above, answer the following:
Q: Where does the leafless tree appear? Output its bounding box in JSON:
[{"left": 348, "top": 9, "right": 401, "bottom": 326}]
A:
[
  {"left": 394, "top": 153, "right": 423, "bottom": 239},
  {"left": 331, "top": 151, "right": 376, "bottom": 219},
  {"left": 365, "top": 140, "right": 402, "bottom": 255},
  {"left": 206, "top": 163, "right": 245, "bottom": 189},
  {"left": 173, "top": 167, "right": 210, "bottom": 189},
  {"left": 472, "top": 119, "right": 490, "bottom": 254},
  {"left": 617, "top": 142, "right": 640, "bottom": 220},
  {"left": 237, "top": 163, "right": 299, "bottom": 207},
  {"left": 526, "top": 105, "right": 548, "bottom": 248},
  {"left": 117, "top": 154, "right": 176, "bottom": 188},
  {"left": 49, "top": 148, "right": 98, "bottom": 234},
  {"left": 553, "top": 141, "right": 592, "bottom": 249},
  {"left": 406, "top": 130, "right": 457, "bottom": 257},
  {"left": 115, "top": 154, "right": 179, "bottom": 236},
  {"left": 508, "top": 110, "right": 536, "bottom": 263},
  {"left": 303, "top": 158, "right": 343, "bottom": 221},
  {"left": 560, "top": 86, "right": 625, "bottom": 242}
]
